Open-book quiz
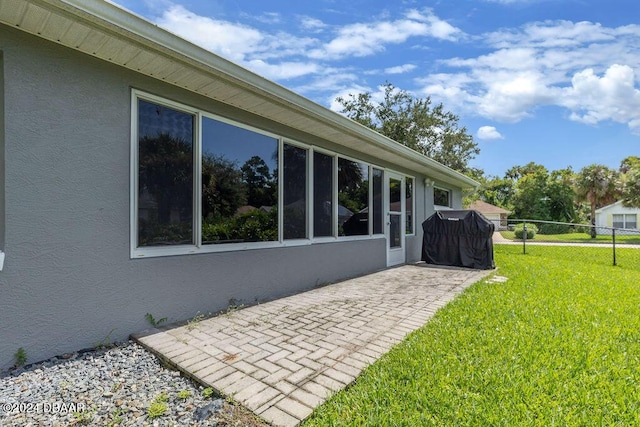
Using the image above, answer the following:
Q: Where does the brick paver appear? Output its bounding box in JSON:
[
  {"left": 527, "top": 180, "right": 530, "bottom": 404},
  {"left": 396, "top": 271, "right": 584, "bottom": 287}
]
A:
[{"left": 134, "top": 263, "right": 491, "bottom": 427}]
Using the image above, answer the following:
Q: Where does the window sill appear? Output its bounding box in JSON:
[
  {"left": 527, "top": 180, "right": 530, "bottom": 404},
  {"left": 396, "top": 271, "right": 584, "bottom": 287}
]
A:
[{"left": 131, "top": 235, "right": 386, "bottom": 259}]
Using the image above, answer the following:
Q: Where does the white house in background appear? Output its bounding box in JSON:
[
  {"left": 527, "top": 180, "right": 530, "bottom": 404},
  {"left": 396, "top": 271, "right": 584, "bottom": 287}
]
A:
[
  {"left": 468, "top": 200, "right": 511, "bottom": 230},
  {"left": 595, "top": 201, "right": 640, "bottom": 235}
]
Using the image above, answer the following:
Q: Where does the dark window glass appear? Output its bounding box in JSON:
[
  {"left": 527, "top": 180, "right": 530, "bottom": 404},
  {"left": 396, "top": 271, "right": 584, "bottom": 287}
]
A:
[
  {"left": 389, "top": 177, "right": 401, "bottom": 209},
  {"left": 372, "top": 169, "right": 383, "bottom": 234},
  {"left": 283, "top": 144, "right": 307, "bottom": 239},
  {"left": 406, "top": 177, "right": 414, "bottom": 234},
  {"left": 389, "top": 214, "right": 401, "bottom": 248},
  {"left": 625, "top": 214, "right": 637, "bottom": 229},
  {"left": 613, "top": 214, "right": 624, "bottom": 229},
  {"left": 201, "top": 117, "right": 278, "bottom": 244},
  {"left": 314, "top": 152, "right": 334, "bottom": 237},
  {"left": 338, "top": 158, "right": 369, "bottom": 236},
  {"left": 137, "top": 100, "right": 194, "bottom": 246},
  {"left": 434, "top": 187, "right": 450, "bottom": 207}
]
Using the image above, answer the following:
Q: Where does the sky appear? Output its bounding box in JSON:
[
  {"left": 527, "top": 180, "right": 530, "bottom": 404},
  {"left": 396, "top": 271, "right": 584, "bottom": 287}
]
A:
[{"left": 111, "top": 0, "right": 640, "bottom": 178}]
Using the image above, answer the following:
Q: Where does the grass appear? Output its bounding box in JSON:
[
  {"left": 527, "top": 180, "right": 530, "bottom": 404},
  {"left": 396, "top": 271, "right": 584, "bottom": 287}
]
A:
[
  {"left": 500, "top": 231, "right": 640, "bottom": 244},
  {"left": 303, "top": 245, "right": 640, "bottom": 426}
]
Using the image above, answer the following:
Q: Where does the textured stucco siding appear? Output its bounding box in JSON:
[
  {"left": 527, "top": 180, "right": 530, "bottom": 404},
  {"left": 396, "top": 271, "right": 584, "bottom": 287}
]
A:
[{"left": 0, "top": 26, "right": 459, "bottom": 368}]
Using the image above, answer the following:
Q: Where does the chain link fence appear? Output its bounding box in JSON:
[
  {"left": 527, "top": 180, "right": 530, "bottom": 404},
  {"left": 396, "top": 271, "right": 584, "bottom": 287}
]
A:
[{"left": 492, "top": 219, "right": 640, "bottom": 266}]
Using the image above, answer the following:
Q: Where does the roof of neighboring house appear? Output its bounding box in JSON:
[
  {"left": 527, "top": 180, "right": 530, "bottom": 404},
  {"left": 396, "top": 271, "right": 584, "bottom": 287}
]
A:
[
  {"left": 1, "top": 0, "right": 479, "bottom": 189},
  {"left": 595, "top": 200, "right": 640, "bottom": 214},
  {"left": 468, "top": 200, "right": 511, "bottom": 215}
]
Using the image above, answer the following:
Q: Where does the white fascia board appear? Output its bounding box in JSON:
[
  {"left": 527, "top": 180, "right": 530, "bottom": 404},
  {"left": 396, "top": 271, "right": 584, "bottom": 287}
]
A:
[{"left": 38, "top": 0, "right": 479, "bottom": 189}]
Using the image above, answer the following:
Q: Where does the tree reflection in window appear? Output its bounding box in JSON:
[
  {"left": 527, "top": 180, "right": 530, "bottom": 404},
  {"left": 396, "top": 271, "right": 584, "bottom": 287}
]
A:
[
  {"left": 314, "top": 152, "right": 334, "bottom": 237},
  {"left": 372, "top": 168, "right": 383, "bottom": 234},
  {"left": 406, "top": 177, "right": 414, "bottom": 234},
  {"left": 201, "top": 117, "right": 278, "bottom": 244},
  {"left": 137, "top": 100, "right": 194, "bottom": 246},
  {"left": 283, "top": 144, "right": 308, "bottom": 239},
  {"left": 338, "top": 158, "right": 369, "bottom": 236},
  {"left": 434, "top": 187, "right": 450, "bottom": 207}
]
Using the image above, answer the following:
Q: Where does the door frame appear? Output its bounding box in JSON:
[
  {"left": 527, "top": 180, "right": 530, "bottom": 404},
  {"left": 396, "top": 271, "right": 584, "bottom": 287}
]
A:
[{"left": 386, "top": 171, "right": 406, "bottom": 266}]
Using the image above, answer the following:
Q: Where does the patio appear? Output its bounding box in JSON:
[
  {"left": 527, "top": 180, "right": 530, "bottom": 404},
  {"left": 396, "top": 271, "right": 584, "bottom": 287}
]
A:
[{"left": 133, "top": 264, "right": 491, "bottom": 426}]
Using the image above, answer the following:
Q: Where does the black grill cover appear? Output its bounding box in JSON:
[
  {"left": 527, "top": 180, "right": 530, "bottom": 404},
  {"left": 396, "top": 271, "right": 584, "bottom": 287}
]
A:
[{"left": 421, "top": 210, "right": 495, "bottom": 270}]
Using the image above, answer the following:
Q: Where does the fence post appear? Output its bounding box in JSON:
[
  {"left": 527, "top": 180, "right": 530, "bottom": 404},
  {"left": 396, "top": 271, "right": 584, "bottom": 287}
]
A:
[
  {"left": 612, "top": 228, "right": 616, "bottom": 266},
  {"left": 522, "top": 220, "right": 527, "bottom": 255}
]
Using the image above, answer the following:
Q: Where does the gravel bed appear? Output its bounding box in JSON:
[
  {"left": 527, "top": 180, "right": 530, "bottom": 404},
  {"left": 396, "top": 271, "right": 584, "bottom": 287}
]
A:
[{"left": 0, "top": 341, "right": 270, "bottom": 426}]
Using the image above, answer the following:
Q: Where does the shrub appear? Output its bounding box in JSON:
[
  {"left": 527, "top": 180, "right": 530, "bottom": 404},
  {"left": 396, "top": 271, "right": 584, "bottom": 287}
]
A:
[
  {"left": 514, "top": 223, "right": 537, "bottom": 239},
  {"left": 538, "top": 223, "right": 573, "bottom": 235}
]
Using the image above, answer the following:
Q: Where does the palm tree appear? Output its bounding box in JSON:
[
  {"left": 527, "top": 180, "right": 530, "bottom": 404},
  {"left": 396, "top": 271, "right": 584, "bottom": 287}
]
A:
[{"left": 575, "top": 164, "right": 619, "bottom": 238}]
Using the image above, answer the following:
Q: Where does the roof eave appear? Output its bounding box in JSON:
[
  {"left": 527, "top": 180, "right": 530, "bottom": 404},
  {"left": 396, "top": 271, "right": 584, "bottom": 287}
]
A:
[{"left": 12, "top": 0, "right": 479, "bottom": 189}]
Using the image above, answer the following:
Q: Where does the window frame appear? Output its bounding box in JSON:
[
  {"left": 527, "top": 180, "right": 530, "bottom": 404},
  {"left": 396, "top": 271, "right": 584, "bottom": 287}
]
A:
[
  {"left": 433, "top": 186, "right": 452, "bottom": 209},
  {"left": 131, "top": 90, "right": 392, "bottom": 258},
  {"left": 404, "top": 175, "right": 415, "bottom": 236},
  {"left": 625, "top": 214, "right": 637, "bottom": 229}
]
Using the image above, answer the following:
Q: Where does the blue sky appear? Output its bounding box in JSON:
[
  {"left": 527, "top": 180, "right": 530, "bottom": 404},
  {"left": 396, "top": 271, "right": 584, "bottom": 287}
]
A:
[{"left": 112, "top": 0, "right": 639, "bottom": 177}]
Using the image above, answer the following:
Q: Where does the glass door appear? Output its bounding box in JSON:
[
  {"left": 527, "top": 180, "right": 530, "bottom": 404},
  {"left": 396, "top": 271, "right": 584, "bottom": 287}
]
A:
[{"left": 386, "top": 172, "right": 405, "bottom": 266}]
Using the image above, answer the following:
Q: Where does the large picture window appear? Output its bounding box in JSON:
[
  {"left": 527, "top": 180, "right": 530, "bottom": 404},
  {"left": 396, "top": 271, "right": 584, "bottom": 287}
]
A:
[
  {"left": 137, "top": 99, "right": 194, "bottom": 246},
  {"left": 372, "top": 168, "right": 383, "bottom": 235},
  {"left": 283, "top": 144, "right": 308, "bottom": 239},
  {"left": 313, "top": 152, "right": 334, "bottom": 237},
  {"left": 132, "top": 91, "right": 398, "bottom": 257},
  {"left": 201, "top": 116, "right": 278, "bottom": 244},
  {"left": 338, "top": 158, "right": 369, "bottom": 236}
]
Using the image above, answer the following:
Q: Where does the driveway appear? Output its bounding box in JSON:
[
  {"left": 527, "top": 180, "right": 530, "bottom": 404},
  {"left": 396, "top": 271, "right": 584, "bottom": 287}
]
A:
[{"left": 134, "top": 264, "right": 491, "bottom": 427}]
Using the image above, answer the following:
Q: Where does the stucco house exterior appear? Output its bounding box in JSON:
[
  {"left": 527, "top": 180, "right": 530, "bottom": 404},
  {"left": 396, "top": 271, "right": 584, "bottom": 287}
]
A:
[
  {"left": 468, "top": 200, "right": 510, "bottom": 230},
  {"left": 0, "top": 0, "right": 477, "bottom": 368},
  {"left": 595, "top": 201, "right": 640, "bottom": 235}
]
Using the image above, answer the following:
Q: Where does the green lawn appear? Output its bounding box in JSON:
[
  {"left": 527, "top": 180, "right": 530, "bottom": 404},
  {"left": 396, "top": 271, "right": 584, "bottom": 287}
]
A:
[
  {"left": 499, "top": 231, "right": 640, "bottom": 244},
  {"left": 303, "top": 246, "right": 640, "bottom": 426}
]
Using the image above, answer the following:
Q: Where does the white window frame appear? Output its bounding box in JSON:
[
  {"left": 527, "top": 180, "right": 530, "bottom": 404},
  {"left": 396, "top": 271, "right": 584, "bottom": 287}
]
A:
[
  {"left": 130, "top": 90, "right": 389, "bottom": 259},
  {"left": 336, "top": 154, "right": 375, "bottom": 241},
  {"left": 434, "top": 186, "right": 452, "bottom": 210},
  {"left": 405, "top": 175, "right": 416, "bottom": 236}
]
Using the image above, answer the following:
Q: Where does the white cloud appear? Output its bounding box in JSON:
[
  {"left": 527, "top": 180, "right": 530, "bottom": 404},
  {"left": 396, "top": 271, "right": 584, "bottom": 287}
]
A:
[
  {"left": 560, "top": 64, "right": 640, "bottom": 133},
  {"left": 477, "top": 126, "right": 504, "bottom": 140},
  {"left": 309, "top": 9, "right": 462, "bottom": 60},
  {"left": 417, "top": 20, "right": 640, "bottom": 131},
  {"left": 155, "top": 5, "right": 263, "bottom": 63},
  {"left": 244, "top": 60, "right": 320, "bottom": 80},
  {"left": 153, "top": 4, "right": 320, "bottom": 80},
  {"left": 300, "top": 16, "right": 326, "bottom": 32},
  {"left": 384, "top": 64, "right": 417, "bottom": 74}
]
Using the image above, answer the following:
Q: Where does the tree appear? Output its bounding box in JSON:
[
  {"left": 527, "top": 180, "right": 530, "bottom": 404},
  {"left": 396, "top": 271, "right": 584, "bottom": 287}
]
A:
[
  {"left": 202, "top": 154, "right": 246, "bottom": 221},
  {"left": 241, "top": 156, "right": 276, "bottom": 208},
  {"left": 505, "top": 164, "right": 578, "bottom": 232},
  {"left": 620, "top": 156, "right": 640, "bottom": 207},
  {"left": 475, "top": 176, "right": 515, "bottom": 210},
  {"left": 336, "top": 83, "right": 479, "bottom": 173},
  {"left": 575, "top": 164, "right": 619, "bottom": 238}
]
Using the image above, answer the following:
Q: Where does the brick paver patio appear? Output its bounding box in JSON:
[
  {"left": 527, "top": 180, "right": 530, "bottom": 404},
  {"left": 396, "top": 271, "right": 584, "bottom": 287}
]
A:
[{"left": 133, "top": 264, "right": 491, "bottom": 426}]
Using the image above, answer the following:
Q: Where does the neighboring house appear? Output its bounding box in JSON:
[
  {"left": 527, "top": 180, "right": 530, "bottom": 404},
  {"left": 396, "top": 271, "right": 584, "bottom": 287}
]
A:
[
  {"left": 0, "top": 0, "right": 478, "bottom": 368},
  {"left": 595, "top": 201, "right": 640, "bottom": 235},
  {"left": 468, "top": 200, "right": 511, "bottom": 230}
]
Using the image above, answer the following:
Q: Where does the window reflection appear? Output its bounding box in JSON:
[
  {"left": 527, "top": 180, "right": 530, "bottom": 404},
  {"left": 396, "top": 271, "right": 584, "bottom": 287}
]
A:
[
  {"left": 201, "top": 117, "right": 278, "bottom": 244},
  {"left": 434, "top": 187, "right": 450, "bottom": 207},
  {"left": 338, "top": 158, "right": 369, "bottom": 236},
  {"left": 283, "top": 144, "right": 307, "bottom": 239},
  {"left": 137, "top": 100, "right": 194, "bottom": 246},
  {"left": 314, "top": 152, "right": 334, "bottom": 237},
  {"left": 406, "top": 177, "right": 413, "bottom": 234},
  {"left": 372, "top": 169, "right": 383, "bottom": 234}
]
